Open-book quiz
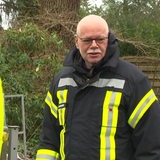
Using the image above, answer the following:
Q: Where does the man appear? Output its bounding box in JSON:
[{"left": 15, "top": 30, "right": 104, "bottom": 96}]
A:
[{"left": 36, "top": 15, "right": 160, "bottom": 160}]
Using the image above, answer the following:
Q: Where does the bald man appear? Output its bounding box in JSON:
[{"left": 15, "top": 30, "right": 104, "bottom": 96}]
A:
[
  {"left": 75, "top": 15, "right": 109, "bottom": 69},
  {"left": 36, "top": 15, "right": 160, "bottom": 160}
]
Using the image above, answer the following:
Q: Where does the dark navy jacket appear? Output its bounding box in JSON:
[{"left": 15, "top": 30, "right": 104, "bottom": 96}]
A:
[{"left": 36, "top": 33, "right": 160, "bottom": 160}]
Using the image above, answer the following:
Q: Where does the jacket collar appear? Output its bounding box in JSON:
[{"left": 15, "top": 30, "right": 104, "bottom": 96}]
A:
[{"left": 63, "top": 32, "right": 120, "bottom": 87}]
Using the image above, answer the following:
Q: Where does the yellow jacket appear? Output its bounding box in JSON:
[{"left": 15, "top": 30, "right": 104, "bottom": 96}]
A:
[{"left": 0, "top": 78, "right": 4, "bottom": 154}]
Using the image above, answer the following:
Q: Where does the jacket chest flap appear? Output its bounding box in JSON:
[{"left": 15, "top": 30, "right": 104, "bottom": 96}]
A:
[{"left": 56, "top": 77, "right": 126, "bottom": 128}]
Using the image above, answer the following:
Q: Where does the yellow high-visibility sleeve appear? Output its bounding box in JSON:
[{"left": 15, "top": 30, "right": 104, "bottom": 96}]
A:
[{"left": 0, "top": 78, "right": 4, "bottom": 154}]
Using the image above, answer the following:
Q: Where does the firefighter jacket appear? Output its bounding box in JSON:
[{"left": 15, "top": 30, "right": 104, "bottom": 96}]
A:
[{"left": 36, "top": 32, "right": 160, "bottom": 160}]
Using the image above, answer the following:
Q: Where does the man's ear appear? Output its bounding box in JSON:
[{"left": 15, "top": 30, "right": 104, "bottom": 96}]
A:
[{"left": 74, "top": 34, "right": 79, "bottom": 49}]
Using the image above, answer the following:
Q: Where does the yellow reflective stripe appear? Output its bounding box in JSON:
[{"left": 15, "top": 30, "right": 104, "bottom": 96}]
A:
[
  {"left": 57, "top": 89, "right": 68, "bottom": 104},
  {"left": 110, "top": 92, "right": 122, "bottom": 159},
  {"left": 100, "top": 91, "right": 122, "bottom": 160},
  {"left": 36, "top": 149, "right": 60, "bottom": 160},
  {"left": 0, "top": 78, "right": 4, "bottom": 155},
  {"left": 57, "top": 89, "right": 68, "bottom": 160},
  {"left": 58, "top": 107, "right": 66, "bottom": 126},
  {"left": 45, "top": 91, "right": 58, "bottom": 118},
  {"left": 57, "top": 90, "right": 68, "bottom": 125},
  {"left": 128, "top": 89, "right": 157, "bottom": 128},
  {"left": 60, "top": 127, "right": 66, "bottom": 160},
  {"left": 100, "top": 91, "right": 110, "bottom": 160}
]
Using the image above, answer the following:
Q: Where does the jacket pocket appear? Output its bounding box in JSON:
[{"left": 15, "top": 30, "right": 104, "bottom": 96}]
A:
[
  {"left": 100, "top": 91, "right": 123, "bottom": 128},
  {"left": 101, "top": 107, "right": 118, "bottom": 128},
  {"left": 100, "top": 107, "right": 126, "bottom": 128}
]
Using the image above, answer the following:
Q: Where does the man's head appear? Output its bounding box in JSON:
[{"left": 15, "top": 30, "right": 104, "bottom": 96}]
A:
[{"left": 75, "top": 15, "right": 109, "bottom": 69}]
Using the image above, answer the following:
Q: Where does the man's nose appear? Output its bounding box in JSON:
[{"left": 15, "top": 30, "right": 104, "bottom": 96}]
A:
[{"left": 91, "top": 40, "right": 98, "bottom": 47}]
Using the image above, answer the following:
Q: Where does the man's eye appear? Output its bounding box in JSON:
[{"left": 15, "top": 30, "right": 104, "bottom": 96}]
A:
[
  {"left": 97, "top": 38, "right": 104, "bottom": 41},
  {"left": 96, "top": 38, "right": 105, "bottom": 43},
  {"left": 83, "top": 39, "right": 91, "bottom": 42}
]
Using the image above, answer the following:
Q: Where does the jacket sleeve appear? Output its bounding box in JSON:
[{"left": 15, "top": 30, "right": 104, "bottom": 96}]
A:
[
  {"left": 0, "top": 78, "right": 4, "bottom": 155},
  {"left": 36, "top": 80, "right": 61, "bottom": 160},
  {"left": 127, "top": 73, "right": 160, "bottom": 160}
]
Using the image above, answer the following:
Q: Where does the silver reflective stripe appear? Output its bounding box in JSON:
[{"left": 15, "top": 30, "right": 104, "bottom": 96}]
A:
[
  {"left": 100, "top": 91, "right": 122, "bottom": 160},
  {"left": 58, "top": 78, "right": 77, "bottom": 87},
  {"left": 91, "top": 78, "right": 125, "bottom": 89},
  {"left": 58, "top": 78, "right": 125, "bottom": 89},
  {"left": 45, "top": 95, "right": 57, "bottom": 114},
  {"left": 107, "top": 92, "right": 117, "bottom": 126},
  {"left": 130, "top": 93, "right": 155, "bottom": 127},
  {"left": 128, "top": 89, "right": 157, "bottom": 128},
  {"left": 105, "top": 92, "right": 117, "bottom": 160},
  {"left": 45, "top": 92, "right": 58, "bottom": 118},
  {"left": 36, "top": 154, "right": 59, "bottom": 160}
]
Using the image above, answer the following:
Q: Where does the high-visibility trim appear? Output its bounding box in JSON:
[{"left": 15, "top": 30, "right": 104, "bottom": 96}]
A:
[
  {"left": 58, "top": 106, "right": 66, "bottom": 126},
  {"left": 60, "top": 127, "right": 66, "bottom": 160},
  {"left": 128, "top": 89, "right": 157, "bottom": 128},
  {"left": 100, "top": 91, "right": 122, "bottom": 160},
  {"left": 57, "top": 90, "right": 68, "bottom": 126},
  {"left": 58, "top": 78, "right": 77, "bottom": 87},
  {"left": 58, "top": 77, "right": 125, "bottom": 89},
  {"left": 36, "top": 149, "right": 60, "bottom": 160},
  {"left": 0, "top": 78, "right": 4, "bottom": 155},
  {"left": 45, "top": 91, "right": 58, "bottom": 118},
  {"left": 57, "top": 89, "right": 68, "bottom": 160},
  {"left": 57, "top": 90, "right": 68, "bottom": 104},
  {"left": 91, "top": 78, "right": 125, "bottom": 89}
]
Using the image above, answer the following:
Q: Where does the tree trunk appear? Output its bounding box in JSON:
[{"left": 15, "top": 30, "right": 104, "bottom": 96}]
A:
[{"left": 36, "top": 0, "right": 81, "bottom": 48}]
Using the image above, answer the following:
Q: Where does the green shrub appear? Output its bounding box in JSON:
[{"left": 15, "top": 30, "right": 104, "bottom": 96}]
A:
[{"left": 0, "top": 23, "right": 67, "bottom": 158}]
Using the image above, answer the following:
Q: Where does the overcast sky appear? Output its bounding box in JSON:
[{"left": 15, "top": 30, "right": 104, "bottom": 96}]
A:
[
  {"left": 0, "top": 0, "right": 10, "bottom": 29},
  {"left": 89, "top": 0, "right": 103, "bottom": 7}
]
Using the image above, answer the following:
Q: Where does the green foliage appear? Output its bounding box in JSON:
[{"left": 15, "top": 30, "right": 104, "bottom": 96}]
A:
[
  {"left": 0, "top": 23, "right": 67, "bottom": 158},
  {"left": 119, "top": 42, "right": 138, "bottom": 56},
  {"left": 0, "top": 0, "right": 160, "bottom": 158},
  {"left": 1, "top": 0, "right": 39, "bottom": 18},
  {"left": 101, "top": 0, "right": 160, "bottom": 56}
]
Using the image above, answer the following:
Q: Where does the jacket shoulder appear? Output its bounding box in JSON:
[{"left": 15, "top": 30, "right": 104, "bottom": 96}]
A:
[
  {"left": 51, "top": 66, "right": 74, "bottom": 85},
  {"left": 117, "top": 58, "right": 147, "bottom": 81}
]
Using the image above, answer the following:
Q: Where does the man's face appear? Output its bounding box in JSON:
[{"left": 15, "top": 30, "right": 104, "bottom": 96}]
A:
[{"left": 75, "top": 24, "right": 108, "bottom": 69}]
